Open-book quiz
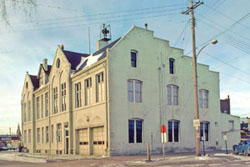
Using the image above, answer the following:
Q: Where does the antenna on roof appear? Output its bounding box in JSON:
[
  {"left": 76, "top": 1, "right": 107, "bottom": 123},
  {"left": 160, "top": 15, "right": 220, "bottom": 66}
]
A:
[{"left": 100, "top": 24, "right": 111, "bottom": 42}]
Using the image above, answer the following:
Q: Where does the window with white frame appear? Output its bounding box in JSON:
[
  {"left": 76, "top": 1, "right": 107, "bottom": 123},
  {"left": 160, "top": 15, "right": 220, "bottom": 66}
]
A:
[
  {"left": 84, "top": 78, "right": 92, "bottom": 105},
  {"left": 45, "top": 92, "right": 48, "bottom": 117},
  {"left": 128, "top": 119, "right": 143, "bottom": 143},
  {"left": 96, "top": 72, "right": 104, "bottom": 103},
  {"left": 75, "top": 82, "right": 81, "bottom": 108},
  {"left": 168, "top": 120, "right": 180, "bottom": 142},
  {"left": 167, "top": 85, "right": 179, "bottom": 105},
  {"left": 200, "top": 122, "right": 209, "bottom": 141},
  {"left": 61, "top": 82, "right": 66, "bottom": 111},
  {"left": 36, "top": 97, "right": 40, "bottom": 119},
  {"left": 53, "top": 87, "right": 58, "bottom": 114},
  {"left": 128, "top": 80, "right": 142, "bottom": 103},
  {"left": 199, "top": 89, "right": 209, "bottom": 108}
]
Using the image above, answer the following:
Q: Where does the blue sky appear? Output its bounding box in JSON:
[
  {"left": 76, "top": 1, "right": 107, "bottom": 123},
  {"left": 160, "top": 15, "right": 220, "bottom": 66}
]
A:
[{"left": 0, "top": 0, "right": 250, "bottom": 134}]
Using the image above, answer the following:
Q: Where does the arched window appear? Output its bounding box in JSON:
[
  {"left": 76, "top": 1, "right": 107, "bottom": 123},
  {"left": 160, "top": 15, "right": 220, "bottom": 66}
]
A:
[
  {"left": 169, "top": 58, "right": 175, "bottom": 74},
  {"left": 167, "top": 84, "right": 179, "bottom": 105},
  {"left": 199, "top": 89, "right": 209, "bottom": 108}
]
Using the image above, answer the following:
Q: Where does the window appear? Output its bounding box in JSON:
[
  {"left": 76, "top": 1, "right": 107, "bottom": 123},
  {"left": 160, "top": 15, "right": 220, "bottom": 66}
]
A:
[
  {"left": 37, "top": 128, "right": 40, "bottom": 143},
  {"left": 41, "top": 95, "right": 43, "bottom": 118},
  {"left": 45, "top": 93, "right": 48, "bottom": 117},
  {"left": 24, "top": 130, "right": 27, "bottom": 143},
  {"left": 51, "top": 125, "right": 54, "bottom": 143},
  {"left": 200, "top": 122, "right": 209, "bottom": 141},
  {"left": 169, "top": 58, "right": 175, "bottom": 74},
  {"left": 53, "top": 87, "right": 58, "bottom": 114},
  {"left": 61, "top": 83, "right": 66, "bottom": 111},
  {"left": 42, "top": 127, "right": 44, "bottom": 143},
  {"left": 56, "top": 123, "right": 62, "bottom": 142},
  {"left": 23, "top": 103, "right": 26, "bottom": 122},
  {"left": 168, "top": 120, "right": 179, "bottom": 142},
  {"left": 36, "top": 97, "right": 40, "bottom": 119},
  {"left": 56, "top": 58, "right": 60, "bottom": 68},
  {"left": 167, "top": 85, "right": 179, "bottom": 105},
  {"left": 28, "top": 129, "right": 31, "bottom": 143},
  {"left": 199, "top": 89, "right": 209, "bottom": 108},
  {"left": 75, "top": 82, "right": 82, "bottom": 108},
  {"left": 128, "top": 80, "right": 142, "bottom": 103},
  {"left": 84, "top": 78, "right": 92, "bottom": 105},
  {"left": 26, "top": 82, "right": 28, "bottom": 89},
  {"left": 96, "top": 72, "right": 104, "bottom": 103},
  {"left": 229, "top": 120, "right": 234, "bottom": 131},
  {"left": 28, "top": 101, "right": 31, "bottom": 121},
  {"left": 46, "top": 126, "right": 49, "bottom": 143},
  {"left": 128, "top": 119, "right": 143, "bottom": 143},
  {"left": 131, "top": 51, "right": 137, "bottom": 67}
]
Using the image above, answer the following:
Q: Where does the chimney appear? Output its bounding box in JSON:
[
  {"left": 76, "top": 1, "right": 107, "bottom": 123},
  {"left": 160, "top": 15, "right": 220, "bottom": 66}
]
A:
[
  {"left": 144, "top": 23, "right": 148, "bottom": 30},
  {"left": 43, "top": 59, "right": 48, "bottom": 71},
  {"left": 96, "top": 40, "right": 108, "bottom": 51}
]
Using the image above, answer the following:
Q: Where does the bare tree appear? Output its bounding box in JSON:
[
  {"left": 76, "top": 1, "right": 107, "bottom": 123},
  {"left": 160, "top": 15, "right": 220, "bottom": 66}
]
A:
[{"left": 0, "top": 0, "right": 37, "bottom": 26}]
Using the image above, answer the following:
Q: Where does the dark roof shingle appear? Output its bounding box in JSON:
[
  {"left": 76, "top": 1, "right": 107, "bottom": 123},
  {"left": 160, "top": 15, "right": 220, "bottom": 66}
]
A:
[
  {"left": 63, "top": 50, "right": 89, "bottom": 70},
  {"left": 29, "top": 75, "right": 39, "bottom": 90}
]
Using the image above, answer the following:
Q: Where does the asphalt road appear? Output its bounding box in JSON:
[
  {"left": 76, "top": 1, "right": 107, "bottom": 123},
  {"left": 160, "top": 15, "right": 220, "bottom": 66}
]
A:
[{"left": 0, "top": 154, "right": 250, "bottom": 167}]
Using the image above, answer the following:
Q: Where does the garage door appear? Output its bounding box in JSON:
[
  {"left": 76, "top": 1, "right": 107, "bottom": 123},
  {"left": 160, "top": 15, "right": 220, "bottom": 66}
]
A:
[
  {"left": 79, "top": 129, "right": 88, "bottom": 155},
  {"left": 92, "top": 127, "right": 105, "bottom": 155}
]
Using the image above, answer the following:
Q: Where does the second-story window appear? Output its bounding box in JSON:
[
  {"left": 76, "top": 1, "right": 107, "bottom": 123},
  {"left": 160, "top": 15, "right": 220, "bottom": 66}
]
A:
[
  {"left": 167, "top": 84, "right": 179, "bottom": 105},
  {"left": 75, "top": 82, "right": 81, "bottom": 108},
  {"left": 199, "top": 89, "right": 209, "bottom": 108},
  {"left": 85, "top": 78, "right": 92, "bottom": 105},
  {"left": 131, "top": 50, "right": 137, "bottom": 68},
  {"left": 46, "top": 126, "right": 49, "bottom": 143},
  {"left": 41, "top": 95, "right": 43, "bottom": 118},
  {"left": 53, "top": 87, "right": 58, "bottom": 114},
  {"left": 169, "top": 58, "right": 175, "bottom": 74},
  {"left": 36, "top": 97, "right": 40, "bottom": 119},
  {"left": 96, "top": 72, "right": 104, "bottom": 103},
  {"left": 128, "top": 80, "right": 142, "bottom": 103},
  {"left": 61, "top": 83, "right": 66, "bottom": 111},
  {"left": 45, "top": 92, "right": 48, "bottom": 117}
]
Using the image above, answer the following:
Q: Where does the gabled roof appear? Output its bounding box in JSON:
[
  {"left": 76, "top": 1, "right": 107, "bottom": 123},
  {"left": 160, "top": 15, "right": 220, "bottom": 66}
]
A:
[
  {"left": 45, "top": 65, "right": 52, "bottom": 75},
  {"left": 29, "top": 75, "right": 39, "bottom": 90},
  {"left": 63, "top": 50, "right": 89, "bottom": 70}
]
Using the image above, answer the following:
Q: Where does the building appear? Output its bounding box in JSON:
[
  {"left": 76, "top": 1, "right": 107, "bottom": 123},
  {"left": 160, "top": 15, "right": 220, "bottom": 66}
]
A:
[
  {"left": 21, "top": 25, "right": 240, "bottom": 156},
  {"left": 240, "top": 117, "right": 250, "bottom": 141}
]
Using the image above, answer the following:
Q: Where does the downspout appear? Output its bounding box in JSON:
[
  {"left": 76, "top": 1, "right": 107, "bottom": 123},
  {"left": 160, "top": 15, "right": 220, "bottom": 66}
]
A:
[{"left": 105, "top": 49, "right": 110, "bottom": 156}]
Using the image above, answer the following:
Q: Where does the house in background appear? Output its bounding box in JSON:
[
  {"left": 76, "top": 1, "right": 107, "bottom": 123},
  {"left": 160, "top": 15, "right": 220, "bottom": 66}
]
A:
[{"left": 21, "top": 24, "right": 240, "bottom": 156}]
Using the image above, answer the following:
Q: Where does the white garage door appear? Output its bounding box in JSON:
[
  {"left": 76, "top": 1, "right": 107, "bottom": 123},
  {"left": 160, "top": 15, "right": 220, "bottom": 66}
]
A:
[
  {"left": 92, "top": 127, "right": 105, "bottom": 155},
  {"left": 79, "top": 129, "right": 88, "bottom": 155}
]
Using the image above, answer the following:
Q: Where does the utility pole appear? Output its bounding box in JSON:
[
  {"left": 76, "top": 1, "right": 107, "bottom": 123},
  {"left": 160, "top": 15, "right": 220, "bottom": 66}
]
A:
[{"left": 182, "top": 0, "right": 203, "bottom": 156}]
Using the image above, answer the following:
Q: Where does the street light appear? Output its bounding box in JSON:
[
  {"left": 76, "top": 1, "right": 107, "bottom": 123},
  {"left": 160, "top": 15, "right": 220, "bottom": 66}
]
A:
[
  {"left": 193, "top": 39, "right": 218, "bottom": 156},
  {"left": 197, "top": 40, "right": 218, "bottom": 58}
]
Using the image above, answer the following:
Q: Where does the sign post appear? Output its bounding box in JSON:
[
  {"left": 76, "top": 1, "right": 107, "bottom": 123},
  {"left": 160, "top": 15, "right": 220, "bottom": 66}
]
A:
[{"left": 161, "top": 125, "right": 167, "bottom": 156}]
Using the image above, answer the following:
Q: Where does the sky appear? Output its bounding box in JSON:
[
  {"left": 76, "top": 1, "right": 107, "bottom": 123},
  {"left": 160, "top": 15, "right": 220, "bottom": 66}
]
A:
[{"left": 0, "top": 0, "right": 250, "bottom": 134}]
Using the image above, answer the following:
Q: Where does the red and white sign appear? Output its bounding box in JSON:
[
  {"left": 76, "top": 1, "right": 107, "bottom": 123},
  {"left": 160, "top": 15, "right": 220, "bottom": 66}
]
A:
[{"left": 161, "top": 125, "right": 167, "bottom": 143}]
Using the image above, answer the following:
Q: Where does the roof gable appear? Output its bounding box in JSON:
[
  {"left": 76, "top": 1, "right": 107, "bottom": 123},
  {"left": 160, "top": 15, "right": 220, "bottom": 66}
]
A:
[{"left": 62, "top": 50, "right": 89, "bottom": 70}]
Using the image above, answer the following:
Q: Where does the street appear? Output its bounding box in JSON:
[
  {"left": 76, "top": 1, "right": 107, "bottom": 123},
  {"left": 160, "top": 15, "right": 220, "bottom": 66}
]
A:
[{"left": 0, "top": 152, "right": 250, "bottom": 167}]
